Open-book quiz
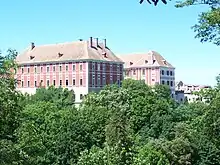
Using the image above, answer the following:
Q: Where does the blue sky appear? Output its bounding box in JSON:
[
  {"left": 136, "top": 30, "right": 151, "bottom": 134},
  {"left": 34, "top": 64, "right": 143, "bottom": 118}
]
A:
[{"left": 0, "top": 0, "right": 219, "bottom": 86}]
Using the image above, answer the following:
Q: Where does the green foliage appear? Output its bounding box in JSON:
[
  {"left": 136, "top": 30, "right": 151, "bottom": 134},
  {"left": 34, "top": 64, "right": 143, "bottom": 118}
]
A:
[
  {"left": 1, "top": 55, "right": 220, "bottom": 165},
  {"left": 176, "top": 0, "right": 220, "bottom": 45},
  {"left": 29, "top": 86, "right": 75, "bottom": 109},
  {"left": 133, "top": 144, "right": 170, "bottom": 165}
]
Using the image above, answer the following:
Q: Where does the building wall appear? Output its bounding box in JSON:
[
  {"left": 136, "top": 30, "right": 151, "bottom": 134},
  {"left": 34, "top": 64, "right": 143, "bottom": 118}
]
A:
[
  {"left": 159, "top": 67, "right": 175, "bottom": 95},
  {"left": 88, "top": 61, "right": 123, "bottom": 89},
  {"left": 175, "top": 91, "right": 185, "bottom": 103},
  {"left": 16, "top": 60, "right": 124, "bottom": 103},
  {"left": 16, "top": 62, "right": 87, "bottom": 88},
  {"left": 124, "top": 67, "right": 161, "bottom": 85}
]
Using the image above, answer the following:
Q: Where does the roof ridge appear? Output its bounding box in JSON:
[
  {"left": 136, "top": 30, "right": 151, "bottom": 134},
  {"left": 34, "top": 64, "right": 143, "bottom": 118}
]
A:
[{"left": 34, "top": 40, "right": 86, "bottom": 47}]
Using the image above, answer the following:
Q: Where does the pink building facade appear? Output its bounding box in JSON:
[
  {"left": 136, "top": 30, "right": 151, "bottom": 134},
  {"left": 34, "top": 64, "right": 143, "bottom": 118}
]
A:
[
  {"left": 15, "top": 37, "right": 123, "bottom": 104},
  {"left": 118, "top": 51, "right": 175, "bottom": 97}
]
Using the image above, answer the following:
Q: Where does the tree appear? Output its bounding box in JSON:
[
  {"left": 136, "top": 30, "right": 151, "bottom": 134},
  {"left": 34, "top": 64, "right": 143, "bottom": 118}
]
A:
[
  {"left": 16, "top": 102, "right": 89, "bottom": 164},
  {"left": 0, "top": 49, "right": 22, "bottom": 165},
  {"left": 29, "top": 86, "right": 75, "bottom": 109},
  {"left": 133, "top": 144, "right": 170, "bottom": 165},
  {"left": 176, "top": 0, "right": 220, "bottom": 45}
]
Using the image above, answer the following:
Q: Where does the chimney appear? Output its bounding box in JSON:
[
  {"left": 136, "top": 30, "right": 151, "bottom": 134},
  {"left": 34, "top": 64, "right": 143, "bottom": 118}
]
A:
[
  {"left": 90, "top": 37, "right": 93, "bottom": 47},
  {"left": 103, "top": 39, "right": 106, "bottom": 48},
  {"left": 31, "top": 42, "right": 35, "bottom": 50},
  {"left": 95, "top": 38, "right": 99, "bottom": 47}
]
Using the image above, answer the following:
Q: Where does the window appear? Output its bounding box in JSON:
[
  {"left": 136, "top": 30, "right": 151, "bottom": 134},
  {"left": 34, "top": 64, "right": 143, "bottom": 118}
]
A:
[
  {"left": 72, "top": 65, "right": 75, "bottom": 71},
  {"left": 102, "top": 63, "right": 106, "bottom": 71},
  {"left": 27, "top": 68, "right": 30, "bottom": 73},
  {"left": 27, "top": 81, "right": 30, "bottom": 87},
  {"left": 167, "top": 70, "right": 169, "bottom": 76},
  {"left": 47, "top": 66, "right": 49, "bottom": 72},
  {"left": 35, "top": 81, "right": 37, "bottom": 87},
  {"left": 80, "top": 94, "right": 83, "bottom": 100},
  {"left": 66, "top": 79, "right": 69, "bottom": 86},
  {"left": 22, "top": 81, "right": 24, "bottom": 87},
  {"left": 161, "top": 70, "right": 164, "bottom": 75},
  {"left": 171, "top": 81, "right": 173, "bottom": 87},
  {"left": 66, "top": 65, "right": 68, "bottom": 71},
  {"left": 117, "top": 80, "right": 120, "bottom": 86},
  {"left": 92, "top": 63, "right": 95, "bottom": 70},
  {"left": 133, "top": 70, "right": 136, "bottom": 75},
  {"left": 60, "top": 80, "right": 62, "bottom": 86},
  {"left": 152, "top": 79, "right": 155, "bottom": 81},
  {"left": 110, "top": 64, "right": 113, "bottom": 71},
  {"left": 59, "top": 66, "right": 62, "bottom": 72},
  {"left": 97, "top": 77, "right": 100, "bottom": 86},
  {"left": 167, "top": 81, "right": 170, "bottom": 85},
  {"left": 110, "top": 75, "right": 113, "bottom": 83},
  {"left": 40, "top": 80, "right": 43, "bottom": 86},
  {"left": 117, "top": 65, "right": 120, "bottom": 72},
  {"left": 170, "top": 71, "right": 173, "bottom": 76},
  {"left": 73, "top": 79, "right": 76, "bottom": 86},
  {"left": 21, "top": 68, "right": 24, "bottom": 74},
  {"left": 97, "top": 63, "right": 100, "bottom": 71},
  {"left": 80, "top": 64, "right": 83, "bottom": 71},
  {"left": 47, "top": 80, "right": 50, "bottom": 87},
  {"left": 103, "top": 77, "right": 106, "bottom": 86},
  {"left": 80, "top": 79, "right": 83, "bottom": 86},
  {"left": 53, "top": 80, "right": 56, "bottom": 86},
  {"left": 92, "top": 75, "right": 95, "bottom": 86},
  {"left": 53, "top": 66, "right": 56, "bottom": 72},
  {"left": 162, "top": 80, "right": 165, "bottom": 84},
  {"left": 34, "top": 67, "right": 37, "bottom": 73},
  {"left": 41, "top": 67, "right": 43, "bottom": 72},
  {"left": 142, "top": 69, "right": 145, "bottom": 75}
]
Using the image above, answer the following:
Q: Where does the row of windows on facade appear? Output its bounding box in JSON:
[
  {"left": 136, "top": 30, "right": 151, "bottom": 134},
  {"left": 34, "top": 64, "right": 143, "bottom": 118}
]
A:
[
  {"left": 21, "top": 79, "right": 83, "bottom": 88},
  {"left": 161, "top": 80, "right": 174, "bottom": 87},
  {"left": 21, "top": 64, "right": 83, "bottom": 74},
  {"left": 20, "top": 63, "right": 121, "bottom": 74},
  {"left": 161, "top": 70, "right": 173, "bottom": 76},
  {"left": 19, "top": 76, "right": 120, "bottom": 88},
  {"left": 125, "top": 69, "right": 174, "bottom": 76}
]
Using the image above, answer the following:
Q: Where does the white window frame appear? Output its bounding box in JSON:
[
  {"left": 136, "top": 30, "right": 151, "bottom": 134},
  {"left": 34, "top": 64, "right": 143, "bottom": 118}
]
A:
[
  {"left": 92, "top": 62, "right": 95, "bottom": 72},
  {"left": 46, "top": 65, "right": 50, "bottom": 73},
  {"left": 79, "top": 64, "right": 83, "bottom": 72},
  {"left": 27, "top": 66, "right": 30, "bottom": 74},
  {"left": 97, "top": 75, "right": 100, "bottom": 86},
  {"left": 72, "top": 64, "right": 76, "bottom": 71},
  {"left": 92, "top": 74, "right": 95, "bottom": 86},
  {"left": 53, "top": 65, "right": 56, "bottom": 72},
  {"left": 102, "top": 63, "right": 106, "bottom": 72},
  {"left": 97, "top": 63, "right": 100, "bottom": 71},
  {"left": 65, "top": 64, "right": 68, "bottom": 72}
]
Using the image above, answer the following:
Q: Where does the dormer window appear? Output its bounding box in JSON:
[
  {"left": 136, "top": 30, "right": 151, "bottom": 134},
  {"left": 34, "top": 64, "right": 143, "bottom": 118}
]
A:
[
  {"left": 30, "top": 56, "right": 35, "bottom": 60},
  {"left": 102, "top": 52, "right": 107, "bottom": 58},
  {"left": 162, "top": 60, "right": 167, "bottom": 65},
  {"left": 58, "top": 52, "right": 63, "bottom": 57},
  {"left": 145, "top": 60, "right": 148, "bottom": 64},
  {"left": 130, "top": 62, "right": 133, "bottom": 65}
]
